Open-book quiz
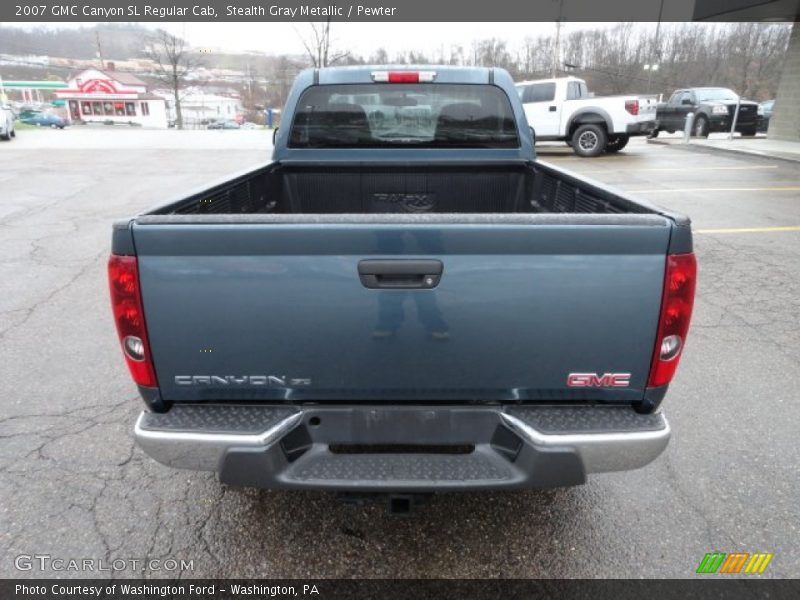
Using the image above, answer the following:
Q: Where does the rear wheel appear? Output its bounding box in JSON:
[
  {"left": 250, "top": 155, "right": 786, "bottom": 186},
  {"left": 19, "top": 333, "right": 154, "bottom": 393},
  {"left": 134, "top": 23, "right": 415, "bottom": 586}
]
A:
[
  {"left": 693, "top": 116, "right": 709, "bottom": 138},
  {"left": 571, "top": 124, "right": 607, "bottom": 157},
  {"left": 605, "top": 134, "right": 630, "bottom": 153},
  {"left": 741, "top": 128, "right": 757, "bottom": 137}
]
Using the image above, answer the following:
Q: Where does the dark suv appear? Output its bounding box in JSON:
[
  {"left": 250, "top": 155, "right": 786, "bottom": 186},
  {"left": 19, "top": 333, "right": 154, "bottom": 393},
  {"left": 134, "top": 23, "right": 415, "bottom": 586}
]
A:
[{"left": 654, "top": 87, "right": 758, "bottom": 137}]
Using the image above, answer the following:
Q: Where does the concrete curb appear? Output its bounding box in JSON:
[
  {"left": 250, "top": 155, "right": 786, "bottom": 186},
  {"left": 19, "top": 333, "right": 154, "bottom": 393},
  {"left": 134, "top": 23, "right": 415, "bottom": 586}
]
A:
[{"left": 646, "top": 137, "right": 800, "bottom": 164}]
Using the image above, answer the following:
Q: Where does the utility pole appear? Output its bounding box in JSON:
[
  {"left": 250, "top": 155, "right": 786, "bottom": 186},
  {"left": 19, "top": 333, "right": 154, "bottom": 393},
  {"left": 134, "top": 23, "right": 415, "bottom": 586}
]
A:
[
  {"left": 553, "top": 20, "right": 562, "bottom": 78},
  {"left": 646, "top": 0, "right": 665, "bottom": 93},
  {"left": 552, "top": 0, "right": 565, "bottom": 78},
  {"left": 95, "top": 30, "right": 105, "bottom": 69}
]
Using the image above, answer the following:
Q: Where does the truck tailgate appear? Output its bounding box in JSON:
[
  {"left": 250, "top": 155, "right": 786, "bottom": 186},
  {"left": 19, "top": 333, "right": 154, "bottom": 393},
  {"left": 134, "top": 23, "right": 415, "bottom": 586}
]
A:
[
  {"left": 132, "top": 217, "right": 670, "bottom": 403},
  {"left": 637, "top": 97, "right": 658, "bottom": 121}
]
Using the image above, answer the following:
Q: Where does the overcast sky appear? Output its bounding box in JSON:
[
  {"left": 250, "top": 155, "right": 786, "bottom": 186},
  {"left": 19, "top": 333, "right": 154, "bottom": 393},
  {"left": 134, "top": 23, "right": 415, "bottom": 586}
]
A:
[
  {"left": 168, "top": 22, "right": 573, "bottom": 55},
  {"left": 14, "top": 21, "right": 623, "bottom": 57}
]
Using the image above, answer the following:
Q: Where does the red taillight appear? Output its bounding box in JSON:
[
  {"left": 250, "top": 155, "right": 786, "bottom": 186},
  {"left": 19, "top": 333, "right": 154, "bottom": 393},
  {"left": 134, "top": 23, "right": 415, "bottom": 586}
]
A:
[
  {"left": 108, "top": 255, "right": 158, "bottom": 387},
  {"left": 625, "top": 99, "right": 639, "bottom": 115},
  {"left": 648, "top": 253, "right": 697, "bottom": 388},
  {"left": 389, "top": 72, "right": 419, "bottom": 83}
]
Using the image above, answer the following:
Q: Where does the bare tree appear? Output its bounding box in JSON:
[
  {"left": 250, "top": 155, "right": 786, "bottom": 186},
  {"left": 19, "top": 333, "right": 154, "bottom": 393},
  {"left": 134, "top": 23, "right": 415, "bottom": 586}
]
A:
[
  {"left": 369, "top": 48, "right": 389, "bottom": 64},
  {"left": 264, "top": 55, "right": 303, "bottom": 111},
  {"left": 1, "top": 21, "right": 792, "bottom": 109},
  {"left": 297, "top": 19, "right": 349, "bottom": 68},
  {"left": 145, "top": 29, "right": 199, "bottom": 129}
]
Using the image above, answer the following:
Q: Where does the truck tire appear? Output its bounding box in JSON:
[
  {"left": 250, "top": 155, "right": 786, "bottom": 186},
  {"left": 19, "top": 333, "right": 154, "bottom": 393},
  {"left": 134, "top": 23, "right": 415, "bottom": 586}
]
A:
[
  {"left": 571, "top": 124, "right": 607, "bottom": 157},
  {"left": 606, "top": 134, "right": 629, "bottom": 153},
  {"left": 741, "top": 128, "right": 757, "bottom": 137},
  {"left": 693, "top": 116, "right": 709, "bottom": 138}
]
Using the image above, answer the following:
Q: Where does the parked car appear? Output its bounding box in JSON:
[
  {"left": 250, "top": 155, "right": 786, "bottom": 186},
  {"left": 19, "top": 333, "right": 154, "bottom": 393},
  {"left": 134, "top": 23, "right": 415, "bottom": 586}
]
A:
[
  {"left": 0, "top": 105, "right": 15, "bottom": 141},
  {"left": 21, "top": 113, "right": 66, "bottom": 129},
  {"left": 17, "top": 104, "right": 50, "bottom": 119},
  {"left": 757, "top": 99, "right": 774, "bottom": 133},
  {"left": 110, "top": 66, "right": 695, "bottom": 510},
  {"left": 515, "top": 76, "right": 658, "bottom": 156},
  {"left": 207, "top": 119, "right": 240, "bottom": 129},
  {"left": 653, "top": 88, "right": 758, "bottom": 137}
]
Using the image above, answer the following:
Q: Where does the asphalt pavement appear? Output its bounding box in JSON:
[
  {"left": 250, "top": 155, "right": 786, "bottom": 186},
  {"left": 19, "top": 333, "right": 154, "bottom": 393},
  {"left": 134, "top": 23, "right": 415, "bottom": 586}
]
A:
[{"left": 1, "top": 128, "right": 798, "bottom": 578}]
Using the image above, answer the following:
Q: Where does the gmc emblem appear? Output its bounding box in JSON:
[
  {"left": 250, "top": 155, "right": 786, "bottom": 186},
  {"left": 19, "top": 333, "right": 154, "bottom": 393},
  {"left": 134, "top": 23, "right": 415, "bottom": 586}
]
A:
[{"left": 567, "top": 372, "right": 631, "bottom": 388}]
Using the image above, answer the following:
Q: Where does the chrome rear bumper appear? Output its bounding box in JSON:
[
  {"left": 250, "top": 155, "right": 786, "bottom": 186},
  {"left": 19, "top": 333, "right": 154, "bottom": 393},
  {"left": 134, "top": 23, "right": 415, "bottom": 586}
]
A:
[
  {"left": 499, "top": 412, "right": 669, "bottom": 473},
  {"left": 135, "top": 404, "right": 670, "bottom": 491}
]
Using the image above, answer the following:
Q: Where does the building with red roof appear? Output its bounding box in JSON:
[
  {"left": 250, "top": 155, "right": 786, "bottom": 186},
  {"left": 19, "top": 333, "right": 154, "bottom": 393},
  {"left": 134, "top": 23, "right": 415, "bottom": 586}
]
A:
[{"left": 56, "top": 64, "right": 168, "bottom": 128}]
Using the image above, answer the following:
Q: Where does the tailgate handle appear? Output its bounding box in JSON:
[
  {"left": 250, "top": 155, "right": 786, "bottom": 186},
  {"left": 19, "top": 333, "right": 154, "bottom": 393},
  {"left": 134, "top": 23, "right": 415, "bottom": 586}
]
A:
[{"left": 358, "top": 259, "right": 443, "bottom": 289}]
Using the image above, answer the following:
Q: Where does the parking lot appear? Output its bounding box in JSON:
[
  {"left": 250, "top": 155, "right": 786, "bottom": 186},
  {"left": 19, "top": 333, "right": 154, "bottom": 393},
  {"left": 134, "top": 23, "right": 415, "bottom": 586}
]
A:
[{"left": 1, "top": 128, "right": 798, "bottom": 578}]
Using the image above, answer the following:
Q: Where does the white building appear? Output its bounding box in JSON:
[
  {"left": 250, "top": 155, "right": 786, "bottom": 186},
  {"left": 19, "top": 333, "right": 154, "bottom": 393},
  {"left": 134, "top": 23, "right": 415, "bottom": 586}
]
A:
[
  {"left": 56, "top": 67, "right": 168, "bottom": 128},
  {"left": 160, "top": 91, "right": 242, "bottom": 127}
]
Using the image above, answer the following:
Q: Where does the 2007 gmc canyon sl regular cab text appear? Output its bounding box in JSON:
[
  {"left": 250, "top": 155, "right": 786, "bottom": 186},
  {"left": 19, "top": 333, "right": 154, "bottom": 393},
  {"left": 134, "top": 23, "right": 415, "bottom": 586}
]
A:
[{"left": 108, "top": 66, "right": 696, "bottom": 510}]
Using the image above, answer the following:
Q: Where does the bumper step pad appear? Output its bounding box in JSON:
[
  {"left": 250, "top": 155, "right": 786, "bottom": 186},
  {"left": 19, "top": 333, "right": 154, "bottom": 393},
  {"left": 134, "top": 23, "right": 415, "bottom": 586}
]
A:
[
  {"left": 139, "top": 404, "right": 299, "bottom": 434},
  {"left": 291, "top": 452, "right": 512, "bottom": 483},
  {"left": 506, "top": 406, "right": 666, "bottom": 434}
]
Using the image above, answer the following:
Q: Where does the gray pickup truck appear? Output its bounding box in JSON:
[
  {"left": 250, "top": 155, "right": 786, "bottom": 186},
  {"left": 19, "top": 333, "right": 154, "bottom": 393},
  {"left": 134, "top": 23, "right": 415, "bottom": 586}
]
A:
[{"left": 109, "top": 66, "right": 696, "bottom": 509}]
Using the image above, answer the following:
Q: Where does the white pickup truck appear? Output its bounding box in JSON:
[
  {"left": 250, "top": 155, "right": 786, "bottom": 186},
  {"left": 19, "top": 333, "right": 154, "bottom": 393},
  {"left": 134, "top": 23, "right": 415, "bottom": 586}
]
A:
[{"left": 516, "top": 77, "right": 657, "bottom": 157}]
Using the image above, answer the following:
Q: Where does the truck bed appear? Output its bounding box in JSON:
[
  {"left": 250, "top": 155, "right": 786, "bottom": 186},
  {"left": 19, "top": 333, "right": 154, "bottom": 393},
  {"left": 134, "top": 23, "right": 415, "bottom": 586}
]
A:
[{"left": 144, "top": 160, "right": 655, "bottom": 217}]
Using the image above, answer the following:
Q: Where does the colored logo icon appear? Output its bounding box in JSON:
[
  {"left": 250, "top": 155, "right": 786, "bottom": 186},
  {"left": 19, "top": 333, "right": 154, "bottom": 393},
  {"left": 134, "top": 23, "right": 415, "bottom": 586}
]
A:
[{"left": 696, "top": 552, "right": 773, "bottom": 574}]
